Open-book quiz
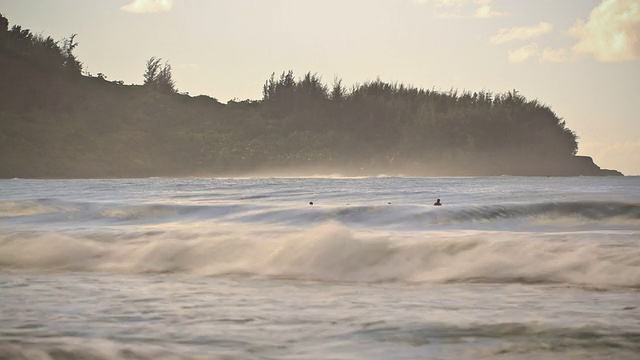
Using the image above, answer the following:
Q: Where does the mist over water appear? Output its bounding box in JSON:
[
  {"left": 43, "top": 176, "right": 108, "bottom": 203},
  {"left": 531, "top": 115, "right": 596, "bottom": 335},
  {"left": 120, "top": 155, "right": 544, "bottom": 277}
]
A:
[{"left": 1, "top": 177, "right": 639, "bottom": 359}]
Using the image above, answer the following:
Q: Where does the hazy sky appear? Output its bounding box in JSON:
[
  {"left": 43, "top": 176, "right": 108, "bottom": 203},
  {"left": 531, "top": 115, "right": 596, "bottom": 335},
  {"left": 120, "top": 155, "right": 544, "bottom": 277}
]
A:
[{"left": 2, "top": 0, "right": 639, "bottom": 174}]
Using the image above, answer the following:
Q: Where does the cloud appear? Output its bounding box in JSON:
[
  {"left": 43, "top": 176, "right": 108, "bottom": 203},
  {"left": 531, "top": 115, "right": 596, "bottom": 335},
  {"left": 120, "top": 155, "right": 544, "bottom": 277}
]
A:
[
  {"left": 569, "top": 0, "right": 640, "bottom": 62},
  {"left": 430, "top": 0, "right": 467, "bottom": 7},
  {"left": 508, "top": 43, "right": 539, "bottom": 63},
  {"left": 414, "top": 0, "right": 507, "bottom": 18},
  {"left": 491, "top": 22, "right": 553, "bottom": 44},
  {"left": 505, "top": 45, "right": 576, "bottom": 64},
  {"left": 474, "top": 2, "right": 507, "bottom": 18},
  {"left": 498, "top": 1, "right": 639, "bottom": 63},
  {"left": 540, "top": 48, "right": 575, "bottom": 63},
  {"left": 413, "top": 0, "right": 466, "bottom": 8},
  {"left": 121, "top": 0, "right": 173, "bottom": 13}
]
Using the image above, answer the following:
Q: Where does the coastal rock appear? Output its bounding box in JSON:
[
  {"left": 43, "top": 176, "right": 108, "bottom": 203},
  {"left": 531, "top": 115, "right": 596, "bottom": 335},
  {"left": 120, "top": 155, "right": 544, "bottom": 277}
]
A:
[{"left": 570, "top": 156, "right": 624, "bottom": 176}]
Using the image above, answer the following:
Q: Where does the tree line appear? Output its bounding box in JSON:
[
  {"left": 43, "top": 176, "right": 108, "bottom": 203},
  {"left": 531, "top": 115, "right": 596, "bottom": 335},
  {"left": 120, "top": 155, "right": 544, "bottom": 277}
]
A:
[
  {"left": 1, "top": 14, "right": 589, "bottom": 177},
  {"left": 0, "top": 14, "right": 82, "bottom": 76},
  {"left": 257, "top": 70, "right": 578, "bottom": 168}
]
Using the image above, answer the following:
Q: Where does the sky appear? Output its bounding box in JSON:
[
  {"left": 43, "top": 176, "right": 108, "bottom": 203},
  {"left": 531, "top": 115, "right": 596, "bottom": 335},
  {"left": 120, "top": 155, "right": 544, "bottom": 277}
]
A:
[{"left": 1, "top": 0, "right": 639, "bottom": 174}]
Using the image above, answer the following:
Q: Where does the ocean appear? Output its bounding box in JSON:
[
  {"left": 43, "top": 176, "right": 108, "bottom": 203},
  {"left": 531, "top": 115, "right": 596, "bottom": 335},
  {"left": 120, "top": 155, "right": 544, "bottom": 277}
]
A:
[{"left": 1, "top": 176, "right": 639, "bottom": 359}]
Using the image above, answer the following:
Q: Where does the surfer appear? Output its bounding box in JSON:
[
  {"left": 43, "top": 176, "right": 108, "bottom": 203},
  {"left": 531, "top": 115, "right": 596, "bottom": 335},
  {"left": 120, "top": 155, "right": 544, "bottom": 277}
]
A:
[{"left": 434, "top": 198, "right": 442, "bottom": 206}]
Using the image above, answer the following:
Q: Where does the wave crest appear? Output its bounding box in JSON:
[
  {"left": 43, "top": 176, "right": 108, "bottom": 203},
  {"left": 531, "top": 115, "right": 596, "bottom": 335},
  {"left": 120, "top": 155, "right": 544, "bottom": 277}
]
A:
[{"left": 1, "top": 224, "right": 638, "bottom": 288}]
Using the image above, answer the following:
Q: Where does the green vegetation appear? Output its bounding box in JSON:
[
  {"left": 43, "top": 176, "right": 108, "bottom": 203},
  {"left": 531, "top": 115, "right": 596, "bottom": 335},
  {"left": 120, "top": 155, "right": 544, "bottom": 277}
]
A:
[
  {"left": 0, "top": 14, "right": 621, "bottom": 177},
  {"left": 143, "top": 57, "right": 177, "bottom": 94}
]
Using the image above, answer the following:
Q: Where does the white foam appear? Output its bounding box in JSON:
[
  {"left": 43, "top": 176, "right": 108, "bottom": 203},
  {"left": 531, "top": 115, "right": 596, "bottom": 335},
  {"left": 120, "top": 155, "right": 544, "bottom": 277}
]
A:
[{"left": 2, "top": 224, "right": 639, "bottom": 288}]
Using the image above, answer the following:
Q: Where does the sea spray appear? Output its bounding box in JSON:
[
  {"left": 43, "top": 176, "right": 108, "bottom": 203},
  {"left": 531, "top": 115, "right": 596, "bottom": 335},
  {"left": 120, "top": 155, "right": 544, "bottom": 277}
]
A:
[{"left": 2, "top": 223, "right": 638, "bottom": 288}]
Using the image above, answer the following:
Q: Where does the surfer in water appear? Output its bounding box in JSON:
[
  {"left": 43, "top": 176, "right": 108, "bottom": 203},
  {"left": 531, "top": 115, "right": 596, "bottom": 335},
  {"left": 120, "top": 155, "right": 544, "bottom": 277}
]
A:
[{"left": 434, "top": 198, "right": 442, "bottom": 206}]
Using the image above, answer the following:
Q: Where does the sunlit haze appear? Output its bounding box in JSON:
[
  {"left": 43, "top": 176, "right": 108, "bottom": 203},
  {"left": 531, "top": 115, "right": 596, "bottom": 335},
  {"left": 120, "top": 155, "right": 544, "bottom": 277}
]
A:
[{"left": 2, "top": 0, "right": 639, "bottom": 174}]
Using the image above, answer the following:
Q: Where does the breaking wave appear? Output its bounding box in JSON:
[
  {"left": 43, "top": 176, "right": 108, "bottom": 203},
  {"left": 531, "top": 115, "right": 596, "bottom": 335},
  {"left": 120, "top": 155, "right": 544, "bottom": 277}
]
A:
[{"left": 1, "top": 224, "right": 638, "bottom": 288}]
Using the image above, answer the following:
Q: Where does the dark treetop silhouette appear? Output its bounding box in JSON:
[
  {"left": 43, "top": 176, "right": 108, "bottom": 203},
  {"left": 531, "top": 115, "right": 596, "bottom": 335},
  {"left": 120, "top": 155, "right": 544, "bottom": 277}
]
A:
[{"left": 0, "top": 14, "right": 622, "bottom": 178}]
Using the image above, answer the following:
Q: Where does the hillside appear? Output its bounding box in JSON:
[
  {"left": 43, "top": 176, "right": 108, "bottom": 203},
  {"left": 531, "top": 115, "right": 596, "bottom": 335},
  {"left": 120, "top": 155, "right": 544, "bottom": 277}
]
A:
[{"left": 0, "top": 14, "right": 623, "bottom": 178}]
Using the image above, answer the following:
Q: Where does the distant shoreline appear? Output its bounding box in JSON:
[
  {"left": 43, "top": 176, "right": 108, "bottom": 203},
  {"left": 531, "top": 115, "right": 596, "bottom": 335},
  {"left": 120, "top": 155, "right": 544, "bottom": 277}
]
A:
[
  {"left": 0, "top": 160, "right": 623, "bottom": 180},
  {"left": 0, "top": 15, "right": 624, "bottom": 180}
]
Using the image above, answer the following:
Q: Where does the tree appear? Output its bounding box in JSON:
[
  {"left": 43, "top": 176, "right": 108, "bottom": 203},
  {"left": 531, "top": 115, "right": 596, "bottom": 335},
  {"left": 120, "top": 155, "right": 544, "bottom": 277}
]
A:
[
  {"left": 143, "top": 56, "right": 177, "bottom": 93},
  {"left": 330, "top": 77, "right": 346, "bottom": 102},
  {"left": 143, "top": 57, "right": 161, "bottom": 86},
  {"left": 61, "top": 34, "right": 82, "bottom": 75},
  {"left": 0, "top": 13, "right": 8, "bottom": 49},
  {"left": 261, "top": 70, "right": 296, "bottom": 118}
]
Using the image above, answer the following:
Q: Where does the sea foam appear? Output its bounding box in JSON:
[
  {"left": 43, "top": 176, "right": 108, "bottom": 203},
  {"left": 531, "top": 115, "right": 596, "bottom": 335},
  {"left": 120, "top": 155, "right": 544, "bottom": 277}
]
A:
[{"left": 1, "top": 223, "right": 638, "bottom": 288}]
